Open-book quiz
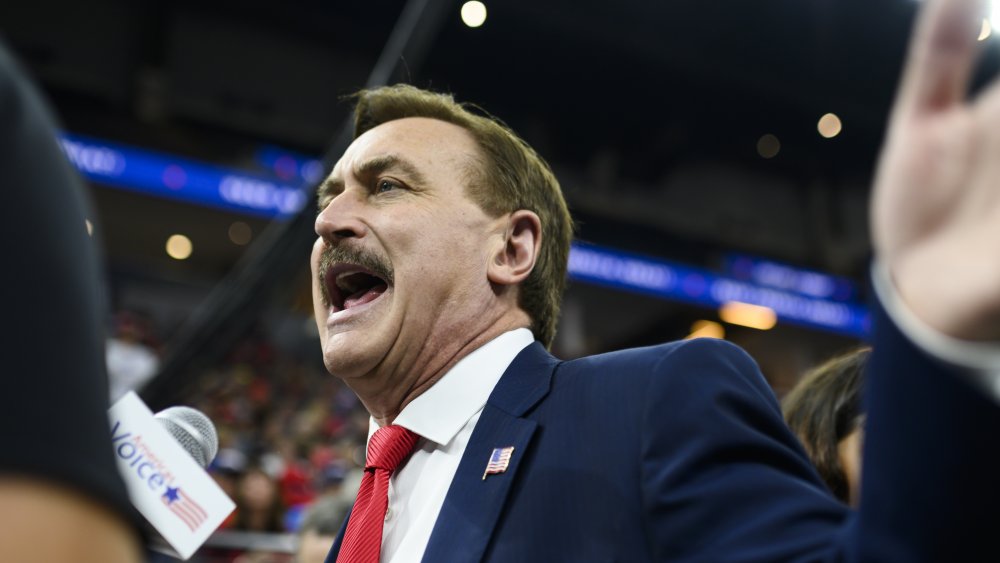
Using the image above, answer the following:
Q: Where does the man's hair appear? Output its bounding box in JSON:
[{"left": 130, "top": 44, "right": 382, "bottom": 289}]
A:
[
  {"left": 781, "top": 348, "right": 870, "bottom": 503},
  {"left": 350, "top": 84, "right": 573, "bottom": 348}
]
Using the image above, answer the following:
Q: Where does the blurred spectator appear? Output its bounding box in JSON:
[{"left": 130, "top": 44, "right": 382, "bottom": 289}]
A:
[
  {"left": 279, "top": 458, "right": 314, "bottom": 509},
  {"left": 234, "top": 467, "right": 286, "bottom": 533},
  {"left": 210, "top": 448, "right": 248, "bottom": 530},
  {"left": 106, "top": 310, "right": 161, "bottom": 401},
  {"left": 314, "top": 461, "right": 348, "bottom": 498},
  {"left": 294, "top": 496, "right": 352, "bottom": 563},
  {"left": 782, "top": 348, "right": 869, "bottom": 506}
]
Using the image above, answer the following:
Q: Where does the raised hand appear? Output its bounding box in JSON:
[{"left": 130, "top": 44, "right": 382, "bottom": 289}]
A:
[{"left": 873, "top": 0, "right": 1000, "bottom": 340}]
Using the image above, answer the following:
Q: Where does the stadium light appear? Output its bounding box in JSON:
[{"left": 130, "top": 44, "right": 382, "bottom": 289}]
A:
[{"left": 461, "top": 1, "right": 487, "bottom": 28}]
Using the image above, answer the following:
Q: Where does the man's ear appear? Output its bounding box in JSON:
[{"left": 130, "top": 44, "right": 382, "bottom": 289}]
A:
[{"left": 488, "top": 210, "right": 541, "bottom": 287}]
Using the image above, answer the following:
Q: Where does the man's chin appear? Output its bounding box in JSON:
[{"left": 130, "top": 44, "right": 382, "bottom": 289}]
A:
[{"left": 320, "top": 337, "right": 384, "bottom": 383}]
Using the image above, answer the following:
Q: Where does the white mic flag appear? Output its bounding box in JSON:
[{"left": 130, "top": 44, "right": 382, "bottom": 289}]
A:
[{"left": 109, "top": 391, "right": 236, "bottom": 560}]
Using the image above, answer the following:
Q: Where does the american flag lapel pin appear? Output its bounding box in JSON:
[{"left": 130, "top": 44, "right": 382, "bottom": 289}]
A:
[{"left": 482, "top": 446, "right": 515, "bottom": 480}]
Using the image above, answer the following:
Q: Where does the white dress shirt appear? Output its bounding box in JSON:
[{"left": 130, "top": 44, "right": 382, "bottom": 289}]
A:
[{"left": 370, "top": 328, "right": 534, "bottom": 563}]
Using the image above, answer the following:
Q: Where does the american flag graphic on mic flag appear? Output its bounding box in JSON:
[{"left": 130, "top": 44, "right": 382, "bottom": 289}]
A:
[
  {"left": 482, "top": 446, "right": 514, "bottom": 480},
  {"left": 161, "top": 486, "right": 208, "bottom": 531}
]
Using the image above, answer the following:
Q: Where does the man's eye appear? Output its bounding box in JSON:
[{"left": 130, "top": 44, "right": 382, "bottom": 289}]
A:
[{"left": 376, "top": 179, "right": 398, "bottom": 193}]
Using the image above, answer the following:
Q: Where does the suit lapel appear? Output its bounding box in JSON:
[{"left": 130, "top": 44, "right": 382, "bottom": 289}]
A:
[{"left": 421, "top": 342, "right": 559, "bottom": 563}]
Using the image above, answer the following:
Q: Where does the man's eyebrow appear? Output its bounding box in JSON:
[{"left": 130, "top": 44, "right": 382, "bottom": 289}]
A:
[
  {"left": 353, "top": 154, "right": 428, "bottom": 186},
  {"left": 318, "top": 175, "right": 344, "bottom": 202},
  {"left": 317, "top": 154, "right": 427, "bottom": 202}
]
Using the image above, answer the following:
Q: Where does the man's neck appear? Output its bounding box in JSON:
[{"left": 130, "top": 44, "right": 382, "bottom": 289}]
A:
[{"left": 361, "top": 313, "right": 532, "bottom": 427}]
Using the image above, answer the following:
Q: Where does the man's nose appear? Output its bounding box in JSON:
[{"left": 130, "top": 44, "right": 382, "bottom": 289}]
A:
[{"left": 315, "top": 192, "right": 368, "bottom": 242}]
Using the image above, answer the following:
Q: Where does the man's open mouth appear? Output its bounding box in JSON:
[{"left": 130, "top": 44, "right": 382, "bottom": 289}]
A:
[{"left": 324, "top": 263, "right": 390, "bottom": 312}]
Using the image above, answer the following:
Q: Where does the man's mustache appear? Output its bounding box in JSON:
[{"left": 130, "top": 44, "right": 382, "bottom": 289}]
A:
[{"left": 318, "top": 244, "right": 394, "bottom": 307}]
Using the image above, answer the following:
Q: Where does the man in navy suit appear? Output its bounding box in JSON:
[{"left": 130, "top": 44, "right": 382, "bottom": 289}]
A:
[{"left": 314, "top": 0, "right": 1000, "bottom": 560}]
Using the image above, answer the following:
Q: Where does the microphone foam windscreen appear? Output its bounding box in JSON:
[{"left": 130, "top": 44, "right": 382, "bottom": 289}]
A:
[{"left": 154, "top": 406, "right": 219, "bottom": 468}]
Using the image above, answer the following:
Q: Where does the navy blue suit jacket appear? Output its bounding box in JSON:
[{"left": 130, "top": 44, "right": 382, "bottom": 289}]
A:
[{"left": 328, "top": 300, "right": 1000, "bottom": 562}]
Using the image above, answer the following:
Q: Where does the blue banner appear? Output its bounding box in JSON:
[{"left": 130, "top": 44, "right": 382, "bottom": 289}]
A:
[
  {"left": 569, "top": 242, "right": 869, "bottom": 339},
  {"left": 723, "top": 253, "right": 858, "bottom": 302},
  {"left": 58, "top": 133, "right": 309, "bottom": 219}
]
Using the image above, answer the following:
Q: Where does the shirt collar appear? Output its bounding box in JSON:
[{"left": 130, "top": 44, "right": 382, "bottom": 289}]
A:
[{"left": 369, "top": 328, "right": 534, "bottom": 447}]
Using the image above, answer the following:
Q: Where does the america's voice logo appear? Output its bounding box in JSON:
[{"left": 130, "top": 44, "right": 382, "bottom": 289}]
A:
[
  {"left": 112, "top": 420, "right": 208, "bottom": 531},
  {"left": 161, "top": 485, "right": 208, "bottom": 531}
]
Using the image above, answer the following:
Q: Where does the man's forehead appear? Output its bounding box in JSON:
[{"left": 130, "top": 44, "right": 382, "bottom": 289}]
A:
[{"left": 333, "top": 117, "right": 475, "bottom": 174}]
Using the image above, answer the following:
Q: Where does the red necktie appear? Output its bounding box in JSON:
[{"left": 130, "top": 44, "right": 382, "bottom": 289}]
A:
[{"left": 337, "top": 425, "right": 420, "bottom": 563}]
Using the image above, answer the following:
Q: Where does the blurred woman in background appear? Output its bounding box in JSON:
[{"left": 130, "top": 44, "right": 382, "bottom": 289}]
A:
[
  {"left": 782, "top": 348, "right": 869, "bottom": 506},
  {"left": 234, "top": 466, "right": 287, "bottom": 533}
]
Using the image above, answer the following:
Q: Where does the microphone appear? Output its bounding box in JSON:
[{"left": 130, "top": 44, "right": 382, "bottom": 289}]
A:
[
  {"left": 109, "top": 392, "right": 235, "bottom": 560},
  {"left": 154, "top": 406, "right": 219, "bottom": 468}
]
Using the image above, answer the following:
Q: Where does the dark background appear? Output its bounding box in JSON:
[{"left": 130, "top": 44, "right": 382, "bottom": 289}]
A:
[{"left": 6, "top": 0, "right": 995, "bottom": 395}]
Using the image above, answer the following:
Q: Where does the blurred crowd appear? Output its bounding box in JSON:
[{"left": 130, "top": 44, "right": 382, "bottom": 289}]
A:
[
  {"left": 107, "top": 310, "right": 370, "bottom": 562},
  {"left": 193, "top": 331, "right": 367, "bottom": 535}
]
